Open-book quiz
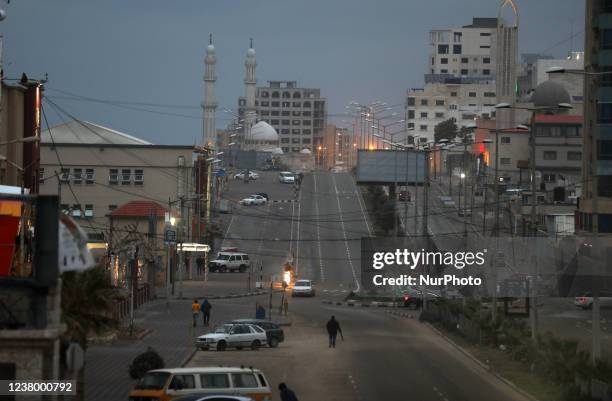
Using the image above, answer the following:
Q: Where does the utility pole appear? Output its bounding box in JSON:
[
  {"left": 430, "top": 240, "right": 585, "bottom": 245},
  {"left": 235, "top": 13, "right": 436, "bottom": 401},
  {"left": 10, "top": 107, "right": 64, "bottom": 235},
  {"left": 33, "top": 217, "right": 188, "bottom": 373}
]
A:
[
  {"left": 493, "top": 129, "right": 500, "bottom": 236},
  {"left": 463, "top": 135, "right": 468, "bottom": 239},
  {"left": 422, "top": 147, "right": 429, "bottom": 237},
  {"left": 178, "top": 196, "right": 185, "bottom": 299},
  {"left": 529, "top": 111, "right": 539, "bottom": 344},
  {"left": 414, "top": 142, "right": 419, "bottom": 235}
]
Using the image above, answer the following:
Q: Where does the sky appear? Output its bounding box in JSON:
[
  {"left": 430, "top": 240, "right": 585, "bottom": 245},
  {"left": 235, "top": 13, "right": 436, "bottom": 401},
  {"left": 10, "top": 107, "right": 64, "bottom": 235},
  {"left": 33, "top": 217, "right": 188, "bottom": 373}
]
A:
[{"left": 1, "top": 0, "right": 585, "bottom": 145}]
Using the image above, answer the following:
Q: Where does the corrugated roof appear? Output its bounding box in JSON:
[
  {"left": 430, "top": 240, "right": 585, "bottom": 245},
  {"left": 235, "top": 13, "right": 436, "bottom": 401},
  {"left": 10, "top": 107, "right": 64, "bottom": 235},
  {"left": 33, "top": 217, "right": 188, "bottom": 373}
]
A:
[
  {"left": 41, "top": 120, "right": 153, "bottom": 146},
  {"left": 110, "top": 201, "right": 167, "bottom": 218},
  {"left": 535, "top": 115, "right": 583, "bottom": 124}
]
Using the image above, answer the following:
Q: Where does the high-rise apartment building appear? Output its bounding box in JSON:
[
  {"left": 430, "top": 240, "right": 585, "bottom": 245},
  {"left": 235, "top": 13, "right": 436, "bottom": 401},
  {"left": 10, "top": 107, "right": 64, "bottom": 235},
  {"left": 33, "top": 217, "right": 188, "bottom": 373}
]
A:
[
  {"left": 238, "top": 80, "right": 326, "bottom": 154},
  {"left": 428, "top": 17, "right": 497, "bottom": 83},
  {"left": 577, "top": 0, "right": 612, "bottom": 233}
]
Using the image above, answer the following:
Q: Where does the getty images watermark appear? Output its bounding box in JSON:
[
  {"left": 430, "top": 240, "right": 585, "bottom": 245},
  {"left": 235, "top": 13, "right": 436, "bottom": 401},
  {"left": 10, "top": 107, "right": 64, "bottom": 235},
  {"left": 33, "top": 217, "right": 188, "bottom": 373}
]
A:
[{"left": 371, "top": 248, "right": 486, "bottom": 287}]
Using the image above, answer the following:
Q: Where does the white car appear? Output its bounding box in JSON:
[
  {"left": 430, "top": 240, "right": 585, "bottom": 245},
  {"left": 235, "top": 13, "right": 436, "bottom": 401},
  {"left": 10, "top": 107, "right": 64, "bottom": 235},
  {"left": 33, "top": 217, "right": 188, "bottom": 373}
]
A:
[
  {"left": 234, "top": 171, "right": 259, "bottom": 180},
  {"left": 278, "top": 172, "right": 295, "bottom": 184},
  {"left": 292, "top": 279, "right": 315, "bottom": 297},
  {"left": 574, "top": 291, "right": 612, "bottom": 309},
  {"left": 196, "top": 323, "right": 267, "bottom": 351},
  {"left": 239, "top": 195, "right": 267, "bottom": 206}
]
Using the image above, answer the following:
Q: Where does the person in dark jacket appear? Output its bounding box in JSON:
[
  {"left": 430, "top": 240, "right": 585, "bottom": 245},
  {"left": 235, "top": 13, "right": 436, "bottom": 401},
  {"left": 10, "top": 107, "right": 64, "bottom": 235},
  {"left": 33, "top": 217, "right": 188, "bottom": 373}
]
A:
[
  {"left": 200, "top": 299, "right": 212, "bottom": 326},
  {"left": 326, "top": 315, "right": 342, "bottom": 348},
  {"left": 278, "top": 382, "right": 298, "bottom": 401}
]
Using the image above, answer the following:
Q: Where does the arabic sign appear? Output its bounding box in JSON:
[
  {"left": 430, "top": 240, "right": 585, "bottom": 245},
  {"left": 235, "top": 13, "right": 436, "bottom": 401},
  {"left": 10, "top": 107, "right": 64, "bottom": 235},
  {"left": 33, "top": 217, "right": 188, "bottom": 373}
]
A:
[{"left": 59, "top": 214, "right": 95, "bottom": 272}]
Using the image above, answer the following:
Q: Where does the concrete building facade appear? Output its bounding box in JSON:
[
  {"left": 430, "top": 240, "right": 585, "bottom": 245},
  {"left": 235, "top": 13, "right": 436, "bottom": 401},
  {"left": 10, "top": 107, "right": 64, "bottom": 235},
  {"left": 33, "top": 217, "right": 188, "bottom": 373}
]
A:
[
  {"left": 39, "top": 120, "right": 193, "bottom": 240},
  {"left": 238, "top": 80, "right": 326, "bottom": 154}
]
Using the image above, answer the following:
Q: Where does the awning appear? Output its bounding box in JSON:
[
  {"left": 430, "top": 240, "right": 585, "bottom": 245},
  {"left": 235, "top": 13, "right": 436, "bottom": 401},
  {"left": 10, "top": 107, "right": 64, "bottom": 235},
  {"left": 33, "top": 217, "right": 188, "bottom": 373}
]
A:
[{"left": 177, "top": 243, "right": 210, "bottom": 252}]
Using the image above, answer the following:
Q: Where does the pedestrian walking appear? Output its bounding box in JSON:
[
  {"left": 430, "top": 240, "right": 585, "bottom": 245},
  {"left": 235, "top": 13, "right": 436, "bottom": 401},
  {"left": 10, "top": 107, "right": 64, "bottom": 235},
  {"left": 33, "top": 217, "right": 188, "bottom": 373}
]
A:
[
  {"left": 255, "top": 302, "right": 266, "bottom": 320},
  {"left": 326, "top": 315, "right": 342, "bottom": 348},
  {"left": 191, "top": 299, "right": 201, "bottom": 327},
  {"left": 196, "top": 256, "right": 204, "bottom": 276},
  {"left": 283, "top": 298, "right": 289, "bottom": 316},
  {"left": 278, "top": 382, "right": 299, "bottom": 401},
  {"left": 200, "top": 298, "right": 212, "bottom": 326}
]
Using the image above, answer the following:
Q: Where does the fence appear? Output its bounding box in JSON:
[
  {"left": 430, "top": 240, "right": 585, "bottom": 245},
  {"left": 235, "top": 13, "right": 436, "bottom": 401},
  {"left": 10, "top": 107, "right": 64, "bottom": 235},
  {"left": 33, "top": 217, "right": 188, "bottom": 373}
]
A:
[{"left": 113, "top": 284, "right": 152, "bottom": 321}]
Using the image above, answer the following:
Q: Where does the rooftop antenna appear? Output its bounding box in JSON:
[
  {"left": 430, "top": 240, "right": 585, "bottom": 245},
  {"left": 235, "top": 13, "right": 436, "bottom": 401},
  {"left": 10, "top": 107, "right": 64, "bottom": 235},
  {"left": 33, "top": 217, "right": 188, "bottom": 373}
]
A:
[{"left": 209, "top": 33, "right": 212, "bottom": 45}]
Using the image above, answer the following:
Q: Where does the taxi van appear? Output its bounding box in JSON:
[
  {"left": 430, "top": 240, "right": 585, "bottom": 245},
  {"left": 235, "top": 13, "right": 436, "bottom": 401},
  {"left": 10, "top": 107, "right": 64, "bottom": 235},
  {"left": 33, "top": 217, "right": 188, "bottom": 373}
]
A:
[{"left": 128, "top": 367, "right": 272, "bottom": 401}]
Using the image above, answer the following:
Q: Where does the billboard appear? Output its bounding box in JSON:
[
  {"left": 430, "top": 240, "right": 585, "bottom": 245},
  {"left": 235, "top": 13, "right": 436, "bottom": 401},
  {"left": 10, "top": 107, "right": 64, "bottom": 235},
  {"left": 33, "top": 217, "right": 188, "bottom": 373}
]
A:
[{"left": 356, "top": 149, "right": 427, "bottom": 185}]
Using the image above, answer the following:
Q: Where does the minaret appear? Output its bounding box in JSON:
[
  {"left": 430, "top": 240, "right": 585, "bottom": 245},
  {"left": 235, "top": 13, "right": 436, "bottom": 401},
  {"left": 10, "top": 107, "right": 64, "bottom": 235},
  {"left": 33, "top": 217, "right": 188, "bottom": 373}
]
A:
[
  {"left": 244, "top": 38, "right": 257, "bottom": 148},
  {"left": 496, "top": 0, "right": 519, "bottom": 129},
  {"left": 202, "top": 34, "right": 217, "bottom": 148}
]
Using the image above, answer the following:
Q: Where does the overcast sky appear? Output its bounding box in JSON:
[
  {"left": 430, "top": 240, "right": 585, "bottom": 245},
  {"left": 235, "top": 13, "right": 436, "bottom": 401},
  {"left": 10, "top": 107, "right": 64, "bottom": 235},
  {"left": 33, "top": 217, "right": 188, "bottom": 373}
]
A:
[{"left": 2, "top": 0, "right": 584, "bottom": 144}]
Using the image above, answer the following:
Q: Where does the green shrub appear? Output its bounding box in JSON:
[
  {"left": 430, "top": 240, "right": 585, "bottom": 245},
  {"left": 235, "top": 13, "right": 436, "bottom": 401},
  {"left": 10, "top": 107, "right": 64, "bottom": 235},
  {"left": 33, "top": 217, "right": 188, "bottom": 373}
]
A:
[{"left": 129, "top": 347, "right": 165, "bottom": 380}]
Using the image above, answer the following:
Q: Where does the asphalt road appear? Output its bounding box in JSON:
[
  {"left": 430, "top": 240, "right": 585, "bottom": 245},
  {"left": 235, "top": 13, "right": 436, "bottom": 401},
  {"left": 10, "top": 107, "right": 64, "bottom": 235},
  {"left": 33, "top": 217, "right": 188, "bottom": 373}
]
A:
[{"left": 195, "top": 170, "right": 534, "bottom": 401}]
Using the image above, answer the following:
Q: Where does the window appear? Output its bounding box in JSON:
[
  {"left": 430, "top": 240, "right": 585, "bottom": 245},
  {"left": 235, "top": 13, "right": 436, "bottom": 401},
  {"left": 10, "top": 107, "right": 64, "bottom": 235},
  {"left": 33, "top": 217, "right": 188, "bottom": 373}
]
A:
[
  {"left": 271, "top": 92, "right": 279, "bottom": 98},
  {"left": 282, "top": 92, "right": 290, "bottom": 98},
  {"left": 271, "top": 110, "right": 279, "bottom": 116},
  {"left": 460, "top": 69, "right": 469, "bottom": 75},
  {"left": 598, "top": 140, "right": 612, "bottom": 160},
  {"left": 282, "top": 101, "right": 290, "bottom": 108},
  {"left": 483, "top": 91, "right": 495, "bottom": 97},
  {"left": 231, "top": 373, "right": 258, "bottom": 388},
  {"left": 302, "top": 138, "right": 311, "bottom": 144},
  {"left": 435, "top": 99, "right": 444, "bottom": 106},
  {"left": 134, "top": 169, "right": 144, "bottom": 185},
  {"left": 440, "top": 58, "right": 448, "bottom": 65},
  {"left": 408, "top": 110, "right": 415, "bottom": 119},
  {"left": 281, "top": 147, "right": 289, "bottom": 153},
  {"left": 303, "top": 101, "right": 311, "bottom": 108},
  {"left": 449, "top": 104, "right": 457, "bottom": 110},
  {"left": 292, "top": 138, "right": 300, "bottom": 144},
  {"left": 461, "top": 57, "right": 468, "bottom": 64},
  {"left": 293, "top": 102, "right": 301, "bottom": 107},
  {"left": 480, "top": 45, "right": 491, "bottom": 49},
  {"left": 170, "top": 375, "right": 196, "bottom": 390},
  {"left": 121, "top": 169, "right": 131, "bottom": 185},
  {"left": 435, "top": 112, "right": 444, "bottom": 118},
  {"left": 303, "top": 129, "right": 311, "bottom": 135},
  {"left": 438, "top": 44, "right": 449, "bottom": 54},
  {"left": 292, "top": 120, "right": 300, "bottom": 126},
  {"left": 453, "top": 45, "right": 462, "bottom": 54},
  {"left": 598, "top": 103, "right": 612, "bottom": 123},
  {"left": 292, "top": 111, "right": 301, "bottom": 117},
  {"left": 261, "top": 110, "right": 269, "bottom": 116},
  {"left": 38, "top": 168, "right": 45, "bottom": 183},
  {"left": 281, "top": 138, "right": 290, "bottom": 143},
  {"left": 419, "top": 125, "right": 428, "bottom": 131},
  {"left": 483, "top": 69, "right": 491, "bottom": 75},
  {"left": 200, "top": 374, "right": 229, "bottom": 389},
  {"left": 450, "top": 92, "right": 458, "bottom": 97},
  {"left": 480, "top": 32, "right": 491, "bottom": 37},
  {"left": 568, "top": 151, "right": 582, "bottom": 161},
  {"left": 261, "top": 101, "right": 269, "bottom": 107},
  {"left": 85, "top": 168, "right": 94, "bottom": 184},
  {"left": 271, "top": 120, "right": 280, "bottom": 125},
  {"left": 501, "top": 137, "right": 511, "bottom": 144},
  {"left": 543, "top": 173, "right": 556, "bottom": 183},
  {"left": 72, "top": 204, "right": 82, "bottom": 218},
  {"left": 292, "top": 129, "right": 301, "bottom": 134},
  {"left": 302, "top": 111, "right": 311, "bottom": 117},
  {"left": 420, "top": 99, "right": 428, "bottom": 106},
  {"left": 453, "top": 32, "right": 462, "bottom": 42},
  {"left": 468, "top": 92, "right": 477, "bottom": 97},
  {"left": 109, "top": 169, "right": 118, "bottom": 185},
  {"left": 440, "top": 69, "right": 448, "bottom": 73},
  {"left": 543, "top": 151, "right": 557, "bottom": 160},
  {"left": 303, "top": 120, "right": 311, "bottom": 126},
  {"left": 261, "top": 91, "right": 269, "bottom": 98},
  {"left": 407, "top": 122, "right": 415, "bottom": 129},
  {"left": 603, "top": 29, "right": 612, "bottom": 50},
  {"left": 483, "top": 57, "right": 491, "bottom": 64},
  {"left": 85, "top": 204, "right": 94, "bottom": 218},
  {"left": 282, "top": 119, "right": 290, "bottom": 125},
  {"left": 293, "top": 92, "right": 301, "bottom": 98},
  {"left": 60, "top": 168, "right": 70, "bottom": 182},
  {"left": 500, "top": 157, "right": 511, "bottom": 165},
  {"left": 281, "top": 129, "right": 290, "bottom": 135},
  {"left": 108, "top": 204, "right": 117, "bottom": 211},
  {"left": 407, "top": 97, "right": 415, "bottom": 106},
  {"left": 420, "top": 112, "right": 428, "bottom": 118}
]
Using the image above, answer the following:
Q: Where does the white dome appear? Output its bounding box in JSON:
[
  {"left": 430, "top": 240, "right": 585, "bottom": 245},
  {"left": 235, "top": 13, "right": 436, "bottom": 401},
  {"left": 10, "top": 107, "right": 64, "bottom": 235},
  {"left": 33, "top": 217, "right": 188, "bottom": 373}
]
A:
[
  {"left": 251, "top": 121, "right": 278, "bottom": 141},
  {"left": 206, "top": 44, "right": 215, "bottom": 54},
  {"left": 300, "top": 148, "right": 312, "bottom": 155},
  {"left": 247, "top": 48, "right": 256, "bottom": 57},
  {"left": 271, "top": 147, "right": 284, "bottom": 155}
]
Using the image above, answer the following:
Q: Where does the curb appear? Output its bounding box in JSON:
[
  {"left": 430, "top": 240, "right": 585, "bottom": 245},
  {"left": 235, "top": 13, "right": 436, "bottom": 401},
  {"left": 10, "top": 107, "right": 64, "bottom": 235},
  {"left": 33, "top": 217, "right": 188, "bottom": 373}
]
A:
[
  {"left": 157, "top": 291, "right": 267, "bottom": 301},
  {"left": 323, "top": 300, "right": 398, "bottom": 308},
  {"left": 423, "top": 322, "right": 540, "bottom": 401},
  {"left": 180, "top": 348, "right": 198, "bottom": 367}
]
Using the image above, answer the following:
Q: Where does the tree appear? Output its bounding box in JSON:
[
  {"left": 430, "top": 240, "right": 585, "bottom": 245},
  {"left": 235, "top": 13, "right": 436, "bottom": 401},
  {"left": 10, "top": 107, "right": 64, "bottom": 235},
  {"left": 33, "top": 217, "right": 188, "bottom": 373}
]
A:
[
  {"left": 434, "top": 118, "right": 458, "bottom": 144},
  {"left": 129, "top": 347, "right": 165, "bottom": 380}
]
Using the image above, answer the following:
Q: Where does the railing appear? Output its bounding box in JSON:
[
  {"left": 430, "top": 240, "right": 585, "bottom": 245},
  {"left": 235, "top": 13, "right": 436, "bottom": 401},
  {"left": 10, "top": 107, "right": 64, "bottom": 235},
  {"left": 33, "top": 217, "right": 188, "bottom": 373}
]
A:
[{"left": 113, "top": 283, "right": 151, "bottom": 321}]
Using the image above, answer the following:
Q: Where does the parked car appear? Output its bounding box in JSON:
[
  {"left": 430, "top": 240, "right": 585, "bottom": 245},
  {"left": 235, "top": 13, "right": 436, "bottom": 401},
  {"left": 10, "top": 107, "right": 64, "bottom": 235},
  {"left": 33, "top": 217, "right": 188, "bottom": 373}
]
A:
[
  {"left": 398, "top": 190, "right": 411, "bottom": 202},
  {"left": 403, "top": 287, "right": 440, "bottom": 309},
  {"left": 234, "top": 170, "right": 259, "bottom": 180},
  {"left": 230, "top": 319, "right": 284, "bottom": 348},
  {"left": 439, "top": 195, "right": 456, "bottom": 208},
  {"left": 196, "top": 323, "right": 267, "bottom": 351},
  {"left": 239, "top": 195, "right": 267, "bottom": 206},
  {"left": 574, "top": 291, "right": 612, "bottom": 309},
  {"left": 291, "top": 279, "right": 315, "bottom": 297},
  {"left": 278, "top": 171, "right": 295, "bottom": 184},
  {"left": 129, "top": 367, "right": 271, "bottom": 401},
  {"left": 255, "top": 192, "right": 270, "bottom": 201},
  {"left": 208, "top": 252, "right": 251, "bottom": 272}
]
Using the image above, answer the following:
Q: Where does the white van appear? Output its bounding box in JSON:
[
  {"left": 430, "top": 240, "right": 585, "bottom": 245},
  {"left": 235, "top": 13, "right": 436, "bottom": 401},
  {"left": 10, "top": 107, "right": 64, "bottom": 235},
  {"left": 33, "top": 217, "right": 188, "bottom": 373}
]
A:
[
  {"left": 128, "top": 367, "right": 272, "bottom": 401},
  {"left": 208, "top": 252, "right": 251, "bottom": 272}
]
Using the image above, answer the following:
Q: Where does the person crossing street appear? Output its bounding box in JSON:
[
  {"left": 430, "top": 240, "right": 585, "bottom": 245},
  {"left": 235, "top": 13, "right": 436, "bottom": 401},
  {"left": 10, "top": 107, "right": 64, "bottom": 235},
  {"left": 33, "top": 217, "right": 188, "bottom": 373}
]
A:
[{"left": 326, "top": 315, "right": 342, "bottom": 348}]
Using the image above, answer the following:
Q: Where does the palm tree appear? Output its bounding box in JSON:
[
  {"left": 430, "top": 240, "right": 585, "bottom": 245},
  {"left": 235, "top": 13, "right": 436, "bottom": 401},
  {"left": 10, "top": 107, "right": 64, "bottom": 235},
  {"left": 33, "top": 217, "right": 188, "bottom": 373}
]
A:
[{"left": 61, "top": 265, "right": 119, "bottom": 400}]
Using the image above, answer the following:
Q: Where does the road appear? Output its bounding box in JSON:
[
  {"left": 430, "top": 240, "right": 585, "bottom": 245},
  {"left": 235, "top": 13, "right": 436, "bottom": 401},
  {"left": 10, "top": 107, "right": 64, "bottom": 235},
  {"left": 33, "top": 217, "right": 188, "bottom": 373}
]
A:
[{"left": 189, "top": 170, "right": 533, "bottom": 401}]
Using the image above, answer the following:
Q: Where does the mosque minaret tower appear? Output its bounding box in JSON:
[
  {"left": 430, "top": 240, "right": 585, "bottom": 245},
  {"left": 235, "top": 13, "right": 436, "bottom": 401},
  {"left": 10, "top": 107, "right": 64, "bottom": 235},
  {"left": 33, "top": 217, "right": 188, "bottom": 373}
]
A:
[
  {"left": 202, "top": 34, "right": 217, "bottom": 148},
  {"left": 244, "top": 38, "right": 257, "bottom": 147}
]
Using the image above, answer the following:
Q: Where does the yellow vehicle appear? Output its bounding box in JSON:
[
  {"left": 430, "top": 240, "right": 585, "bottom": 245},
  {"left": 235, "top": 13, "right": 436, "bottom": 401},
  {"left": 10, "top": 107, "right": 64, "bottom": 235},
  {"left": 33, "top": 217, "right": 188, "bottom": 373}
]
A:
[{"left": 128, "top": 367, "right": 272, "bottom": 401}]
